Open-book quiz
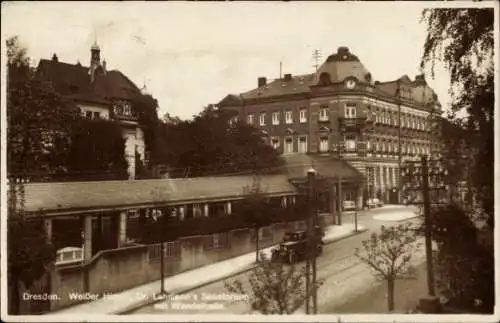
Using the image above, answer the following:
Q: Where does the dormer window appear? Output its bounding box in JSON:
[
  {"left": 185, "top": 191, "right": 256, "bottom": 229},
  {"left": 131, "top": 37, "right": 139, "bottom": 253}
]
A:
[{"left": 318, "top": 72, "right": 332, "bottom": 86}]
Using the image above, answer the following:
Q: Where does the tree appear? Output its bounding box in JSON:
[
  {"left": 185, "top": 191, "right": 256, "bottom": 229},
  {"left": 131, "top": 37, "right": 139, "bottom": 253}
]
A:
[
  {"left": 7, "top": 181, "right": 56, "bottom": 314},
  {"left": 67, "top": 118, "right": 128, "bottom": 180},
  {"left": 224, "top": 252, "right": 323, "bottom": 314},
  {"left": 426, "top": 203, "right": 494, "bottom": 313},
  {"left": 157, "top": 105, "right": 283, "bottom": 177},
  {"left": 240, "top": 177, "right": 273, "bottom": 263},
  {"left": 7, "top": 36, "right": 78, "bottom": 177},
  {"left": 421, "top": 8, "right": 494, "bottom": 226},
  {"left": 354, "top": 224, "right": 421, "bottom": 312},
  {"left": 420, "top": 8, "right": 494, "bottom": 313}
]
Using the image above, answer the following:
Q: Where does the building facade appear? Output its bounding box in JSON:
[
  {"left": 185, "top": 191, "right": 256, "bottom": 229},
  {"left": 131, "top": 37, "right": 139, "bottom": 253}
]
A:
[
  {"left": 35, "top": 42, "right": 147, "bottom": 179},
  {"left": 219, "top": 46, "right": 442, "bottom": 203}
]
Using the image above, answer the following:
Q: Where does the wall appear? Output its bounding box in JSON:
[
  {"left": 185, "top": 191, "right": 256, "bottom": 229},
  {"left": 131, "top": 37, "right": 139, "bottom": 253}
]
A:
[{"left": 45, "top": 219, "right": 313, "bottom": 312}]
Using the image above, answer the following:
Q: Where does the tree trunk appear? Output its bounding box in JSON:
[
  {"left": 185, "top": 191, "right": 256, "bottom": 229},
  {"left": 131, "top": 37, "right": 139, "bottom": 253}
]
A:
[
  {"left": 10, "top": 277, "right": 20, "bottom": 315},
  {"left": 255, "top": 227, "right": 260, "bottom": 263},
  {"left": 387, "top": 277, "right": 395, "bottom": 312}
]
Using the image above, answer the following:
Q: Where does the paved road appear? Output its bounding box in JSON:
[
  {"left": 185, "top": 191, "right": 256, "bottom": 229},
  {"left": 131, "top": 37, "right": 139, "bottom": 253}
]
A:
[{"left": 131, "top": 205, "right": 423, "bottom": 315}]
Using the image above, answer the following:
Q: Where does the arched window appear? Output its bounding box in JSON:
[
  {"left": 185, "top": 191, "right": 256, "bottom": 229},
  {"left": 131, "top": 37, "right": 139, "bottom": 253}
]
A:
[{"left": 318, "top": 72, "right": 332, "bottom": 86}]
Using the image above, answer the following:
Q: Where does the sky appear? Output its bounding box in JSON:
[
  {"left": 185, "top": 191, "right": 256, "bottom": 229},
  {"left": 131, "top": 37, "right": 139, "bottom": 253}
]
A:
[{"left": 0, "top": 1, "right": 486, "bottom": 120}]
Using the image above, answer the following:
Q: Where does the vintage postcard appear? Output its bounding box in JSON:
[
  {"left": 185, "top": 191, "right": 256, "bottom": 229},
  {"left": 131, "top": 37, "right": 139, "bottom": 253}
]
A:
[{"left": 1, "top": 1, "right": 498, "bottom": 322}]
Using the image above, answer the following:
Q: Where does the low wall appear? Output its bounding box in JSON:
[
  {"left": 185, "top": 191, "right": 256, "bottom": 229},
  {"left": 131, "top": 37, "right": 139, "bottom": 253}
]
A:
[{"left": 44, "top": 218, "right": 313, "bottom": 312}]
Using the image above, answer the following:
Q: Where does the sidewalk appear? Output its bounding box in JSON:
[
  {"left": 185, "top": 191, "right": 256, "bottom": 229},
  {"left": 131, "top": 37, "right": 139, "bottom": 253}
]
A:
[{"left": 49, "top": 223, "right": 366, "bottom": 315}]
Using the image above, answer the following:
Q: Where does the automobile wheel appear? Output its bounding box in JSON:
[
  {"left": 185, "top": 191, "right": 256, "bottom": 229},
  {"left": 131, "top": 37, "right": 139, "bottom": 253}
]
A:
[{"left": 289, "top": 253, "right": 297, "bottom": 264}]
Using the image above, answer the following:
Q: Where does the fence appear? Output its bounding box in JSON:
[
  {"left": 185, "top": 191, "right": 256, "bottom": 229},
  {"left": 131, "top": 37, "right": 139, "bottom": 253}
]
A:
[
  {"left": 203, "top": 232, "right": 230, "bottom": 250},
  {"left": 147, "top": 241, "right": 181, "bottom": 262}
]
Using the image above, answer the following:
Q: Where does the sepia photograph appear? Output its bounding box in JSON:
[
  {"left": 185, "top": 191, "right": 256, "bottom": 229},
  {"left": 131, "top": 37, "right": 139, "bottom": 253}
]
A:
[{"left": 0, "top": 1, "right": 498, "bottom": 322}]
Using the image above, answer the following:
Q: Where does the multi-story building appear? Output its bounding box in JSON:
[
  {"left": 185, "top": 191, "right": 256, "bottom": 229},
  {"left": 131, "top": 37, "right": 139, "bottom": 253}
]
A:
[
  {"left": 219, "top": 46, "right": 442, "bottom": 203},
  {"left": 35, "top": 42, "right": 147, "bottom": 179}
]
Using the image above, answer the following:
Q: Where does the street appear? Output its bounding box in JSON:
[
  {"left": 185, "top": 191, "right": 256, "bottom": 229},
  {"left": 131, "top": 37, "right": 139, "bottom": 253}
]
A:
[{"left": 130, "top": 205, "right": 424, "bottom": 314}]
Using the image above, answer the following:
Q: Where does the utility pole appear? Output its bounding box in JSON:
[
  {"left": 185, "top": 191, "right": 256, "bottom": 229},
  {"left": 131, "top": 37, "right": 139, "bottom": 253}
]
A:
[
  {"left": 279, "top": 59, "right": 283, "bottom": 79},
  {"left": 312, "top": 49, "right": 322, "bottom": 72},
  {"left": 421, "top": 156, "right": 435, "bottom": 296},
  {"left": 160, "top": 240, "right": 165, "bottom": 294},
  {"left": 305, "top": 168, "right": 317, "bottom": 314}
]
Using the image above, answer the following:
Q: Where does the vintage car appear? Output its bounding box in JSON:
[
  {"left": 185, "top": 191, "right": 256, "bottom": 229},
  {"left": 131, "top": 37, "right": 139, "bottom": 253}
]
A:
[{"left": 271, "top": 229, "right": 324, "bottom": 264}]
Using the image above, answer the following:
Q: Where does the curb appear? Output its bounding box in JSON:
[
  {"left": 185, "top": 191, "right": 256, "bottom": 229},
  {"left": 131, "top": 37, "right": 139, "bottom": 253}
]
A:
[{"left": 116, "top": 227, "right": 369, "bottom": 315}]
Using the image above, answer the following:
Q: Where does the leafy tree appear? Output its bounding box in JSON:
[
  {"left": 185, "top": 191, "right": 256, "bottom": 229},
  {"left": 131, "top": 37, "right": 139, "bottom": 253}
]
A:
[
  {"left": 8, "top": 181, "right": 56, "bottom": 314},
  {"left": 420, "top": 8, "right": 494, "bottom": 313},
  {"left": 354, "top": 224, "right": 421, "bottom": 312},
  {"left": 224, "top": 252, "right": 323, "bottom": 314},
  {"left": 67, "top": 118, "right": 128, "bottom": 180},
  {"left": 421, "top": 8, "right": 494, "bottom": 226},
  {"left": 426, "top": 203, "right": 494, "bottom": 313},
  {"left": 7, "top": 36, "right": 78, "bottom": 177},
  {"left": 240, "top": 177, "right": 273, "bottom": 263},
  {"left": 158, "top": 105, "right": 283, "bottom": 177}
]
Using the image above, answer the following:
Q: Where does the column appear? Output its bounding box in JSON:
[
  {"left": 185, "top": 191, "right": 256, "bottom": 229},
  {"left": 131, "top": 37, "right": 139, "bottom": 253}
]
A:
[
  {"left": 204, "top": 203, "right": 209, "bottom": 217},
  {"left": 282, "top": 196, "right": 287, "bottom": 208},
  {"left": 379, "top": 166, "right": 384, "bottom": 198},
  {"left": 357, "top": 185, "right": 363, "bottom": 210},
  {"left": 225, "top": 201, "right": 232, "bottom": 215},
  {"left": 179, "top": 206, "right": 185, "bottom": 220},
  {"left": 392, "top": 166, "right": 397, "bottom": 189},
  {"left": 118, "top": 211, "right": 127, "bottom": 247},
  {"left": 386, "top": 166, "right": 391, "bottom": 188},
  {"left": 44, "top": 219, "right": 53, "bottom": 243},
  {"left": 83, "top": 215, "right": 92, "bottom": 262},
  {"left": 329, "top": 183, "right": 336, "bottom": 215}
]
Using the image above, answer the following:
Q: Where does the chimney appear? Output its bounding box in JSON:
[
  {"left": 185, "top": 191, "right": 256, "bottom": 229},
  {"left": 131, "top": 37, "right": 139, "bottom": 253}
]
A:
[
  {"left": 258, "top": 77, "right": 267, "bottom": 87},
  {"left": 51, "top": 54, "right": 58, "bottom": 62},
  {"left": 102, "top": 59, "right": 107, "bottom": 75},
  {"left": 284, "top": 73, "right": 292, "bottom": 81}
]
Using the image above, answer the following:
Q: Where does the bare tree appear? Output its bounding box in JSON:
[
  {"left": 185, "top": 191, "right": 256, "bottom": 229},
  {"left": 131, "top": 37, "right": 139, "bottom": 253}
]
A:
[
  {"left": 224, "top": 252, "right": 323, "bottom": 314},
  {"left": 354, "top": 223, "right": 421, "bottom": 312}
]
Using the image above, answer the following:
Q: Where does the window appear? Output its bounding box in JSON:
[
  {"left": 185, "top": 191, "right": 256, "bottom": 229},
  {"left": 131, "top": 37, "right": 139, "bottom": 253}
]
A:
[
  {"left": 259, "top": 113, "right": 266, "bottom": 126},
  {"left": 123, "top": 102, "right": 132, "bottom": 116},
  {"left": 229, "top": 116, "right": 238, "bottom": 126},
  {"left": 284, "top": 137, "right": 293, "bottom": 154},
  {"left": 299, "top": 108, "right": 307, "bottom": 123},
  {"left": 345, "top": 103, "right": 356, "bottom": 118},
  {"left": 344, "top": 135, "right": 356, "bottom": 151},
  {"left": 271, "top": 137, "right": 280, "bottom": 150},
  {"left": 285, "top": 111, "right": 293, "bottom": 124},
  {"left": 319, "top": 136, "right": 329, "bottom": 152},
  {"left": 366, "top": 140, "right": 371, "bottom": 151},
  {"left": 85, "top": 111, "right": 92, "bottom": 119},
  {"left": 298, "top": 136, "right": 307, "bottom": 153},
  {"left": 93, "top": 111, "right": 100, "bottom": 119},
  {"left": 319, "top": 106, "right": 329, "bottom": 121},
  {"left": 272, "top": 112, "right": 280, "bottom": 125},
  {"left": 247, "top": 113, "right": 254, "bottom": 125}
]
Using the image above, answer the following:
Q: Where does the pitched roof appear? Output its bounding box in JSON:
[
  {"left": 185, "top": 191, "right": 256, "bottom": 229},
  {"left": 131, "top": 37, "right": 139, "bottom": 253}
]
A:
[
  {"left": 36, "top": 59, "right": 142, "bottom": 104},
  {"left": 21, "top": 175, "right": 297, "bottom": 214},
  {"left": 219, "top": 47, "right": 440, "bottom": 109},
  {"left": 239, "top": 73, "right": 315, "bottom": 100},
  {"left": 375, "top": 75, "right": 440, "bottom": 107},
  {"left": 281, "top": 153, "right": 364, "bottom": 181}
]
